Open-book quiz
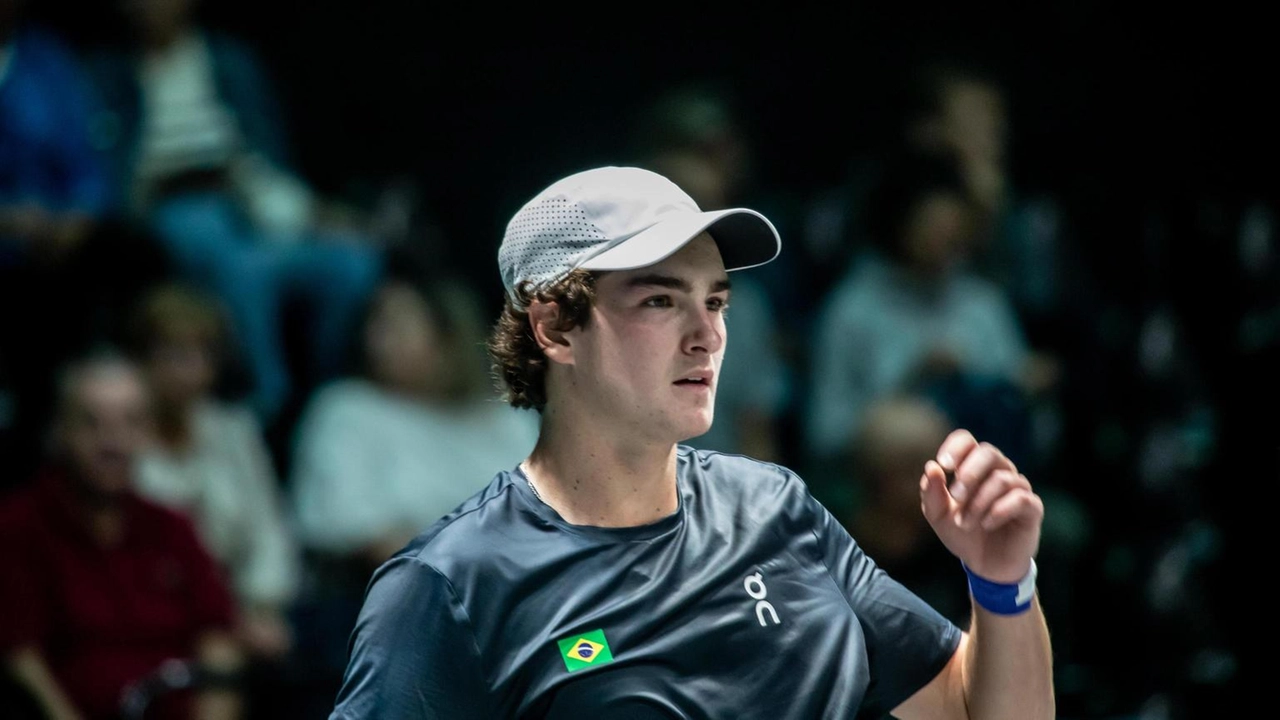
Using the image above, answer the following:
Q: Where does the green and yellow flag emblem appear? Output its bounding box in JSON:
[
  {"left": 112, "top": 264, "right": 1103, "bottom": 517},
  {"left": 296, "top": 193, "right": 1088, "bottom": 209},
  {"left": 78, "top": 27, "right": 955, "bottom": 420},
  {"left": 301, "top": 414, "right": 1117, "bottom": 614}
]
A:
[{"left": 556, "top": 628, "right": 614, "bottom": 672}]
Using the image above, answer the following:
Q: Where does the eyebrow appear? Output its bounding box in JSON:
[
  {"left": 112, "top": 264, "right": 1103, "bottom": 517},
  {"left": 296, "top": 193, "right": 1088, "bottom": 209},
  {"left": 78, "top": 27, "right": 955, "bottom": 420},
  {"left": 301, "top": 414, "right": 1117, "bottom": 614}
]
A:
[{"left": 626, "top": 273, "right": 732, "bottom": 294}]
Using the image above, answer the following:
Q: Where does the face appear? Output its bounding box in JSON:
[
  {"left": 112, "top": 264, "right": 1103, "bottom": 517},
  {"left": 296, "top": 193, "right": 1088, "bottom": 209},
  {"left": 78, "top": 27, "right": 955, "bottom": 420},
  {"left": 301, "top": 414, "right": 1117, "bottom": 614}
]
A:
[
  {"left": 857, "top": 398, "right": 950, "bottom": 513},
  {"left": 364, "top": 282, "right": 444, "bottom": 394},
  {"left": 941, "top": 80, "right": 1008, "bottom": 165},
  {"left": 145, "top": 332, "right": 216, "bottom": 409},
  {"left": 902, "top": 191, "right": 975, "bottom": 278},
  {"left": 560, "top": 233, "right": 730, "bottom": 445},
  {"left": 58, "top": 364, "right": 155, "bottom": 498}
]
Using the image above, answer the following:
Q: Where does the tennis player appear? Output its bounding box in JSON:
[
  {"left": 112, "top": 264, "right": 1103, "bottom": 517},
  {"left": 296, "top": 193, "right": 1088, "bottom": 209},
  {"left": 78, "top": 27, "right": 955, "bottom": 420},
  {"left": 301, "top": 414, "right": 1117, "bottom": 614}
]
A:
[{"left": 328, "top": 166, "right": 1054, "bottom": 719}]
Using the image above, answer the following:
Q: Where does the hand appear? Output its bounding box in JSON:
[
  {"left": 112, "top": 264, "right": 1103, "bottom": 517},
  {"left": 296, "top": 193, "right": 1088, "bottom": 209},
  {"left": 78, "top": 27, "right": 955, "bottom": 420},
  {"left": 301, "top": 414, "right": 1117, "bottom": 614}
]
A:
[
  {"left": 919, "top": 428, "right": 1043, "bottom": 583},
  {"left": 237, "top": 607, "right": 293, "bottom": 660}
]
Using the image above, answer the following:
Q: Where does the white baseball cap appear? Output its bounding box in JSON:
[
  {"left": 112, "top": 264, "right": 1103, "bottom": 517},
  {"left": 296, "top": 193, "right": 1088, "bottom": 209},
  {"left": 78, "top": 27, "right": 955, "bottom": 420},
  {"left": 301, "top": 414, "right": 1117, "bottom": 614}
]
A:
[{"left": 498, "top": 166, "right": 781, "bottom": 304}]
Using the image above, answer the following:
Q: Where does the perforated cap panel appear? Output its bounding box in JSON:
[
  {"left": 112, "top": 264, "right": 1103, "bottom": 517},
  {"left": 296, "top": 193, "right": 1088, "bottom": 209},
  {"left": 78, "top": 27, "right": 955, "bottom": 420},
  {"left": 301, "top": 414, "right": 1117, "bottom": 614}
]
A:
[{"left": 499, "top": 194, "right": 608, "bottom": 297}]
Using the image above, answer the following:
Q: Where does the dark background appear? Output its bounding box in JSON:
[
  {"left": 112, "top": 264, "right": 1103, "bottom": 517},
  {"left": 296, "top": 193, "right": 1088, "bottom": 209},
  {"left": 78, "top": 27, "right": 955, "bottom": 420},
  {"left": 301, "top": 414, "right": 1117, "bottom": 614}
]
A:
[{"left": 28, "top": 0, "right": 1275, "bottom": 714}]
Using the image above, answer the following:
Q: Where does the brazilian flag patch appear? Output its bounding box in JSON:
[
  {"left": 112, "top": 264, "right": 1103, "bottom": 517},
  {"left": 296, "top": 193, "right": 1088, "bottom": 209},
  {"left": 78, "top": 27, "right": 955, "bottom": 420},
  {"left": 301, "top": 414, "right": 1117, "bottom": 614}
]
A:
[{"left": 557, "top": 629, "right": 615, "bottom": 672}]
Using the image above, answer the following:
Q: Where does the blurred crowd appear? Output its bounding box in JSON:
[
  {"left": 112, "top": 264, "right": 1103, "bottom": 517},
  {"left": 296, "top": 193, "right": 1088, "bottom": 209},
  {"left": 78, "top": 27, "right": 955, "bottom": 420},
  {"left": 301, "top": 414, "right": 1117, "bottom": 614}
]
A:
[{"left": 1, "top": 1, "right": 1268, "bottom": 719}]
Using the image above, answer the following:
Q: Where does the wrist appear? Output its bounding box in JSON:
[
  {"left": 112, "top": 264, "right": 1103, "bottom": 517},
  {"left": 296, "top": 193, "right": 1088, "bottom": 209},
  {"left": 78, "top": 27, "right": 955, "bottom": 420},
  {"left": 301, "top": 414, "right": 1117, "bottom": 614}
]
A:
[{"left": 963, "top": 559, "right": 1037, "bottom": 615}]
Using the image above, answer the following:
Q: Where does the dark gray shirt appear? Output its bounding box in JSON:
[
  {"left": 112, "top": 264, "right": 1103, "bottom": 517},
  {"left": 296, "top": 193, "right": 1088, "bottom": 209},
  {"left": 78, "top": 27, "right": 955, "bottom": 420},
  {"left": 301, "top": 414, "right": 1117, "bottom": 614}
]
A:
[{"left": 330, "top": 446, "right": 961, "bottom": 719}]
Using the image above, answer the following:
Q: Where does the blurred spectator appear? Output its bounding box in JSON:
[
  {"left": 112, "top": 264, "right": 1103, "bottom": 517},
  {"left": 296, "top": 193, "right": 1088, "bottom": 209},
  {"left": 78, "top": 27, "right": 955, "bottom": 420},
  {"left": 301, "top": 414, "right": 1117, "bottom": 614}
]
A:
[
  {"left": 627, "top": 82, "right": 796, "bottom": 465},
  {"left": 289, "top": 258, "right": 538, "bottom": 564},
  {"left": 286, "top": 249, "right": 538, "bottom": 714},
  {"left": 837, "top": 394, "right": 969, "bottom": 626},
  {"left": 899, "top": 60, "right": 1086, "bottom": 359},
  {"left": 82, "top": 0, "right": 383, "bottom": 429},
  {"left": 0, "top": 1, "right": 108, "bottom": 269},
  {"left": 804, "top": 150, "right": 1050, "bottom": 475},
  {"left": 628, "top": 81, "right": 808, "bottom": 317},
  {"left": 1, "top": 0, "right": 167, "bottom": 486},
  {"left": 802, "top": 64, "right": 1077, "bottom": 452},
  {"left": 0, "top": 348, "right": 243, "bottom": 720},
  {"left": 124, "top": 282, "right": 301, "bottom": 693}
]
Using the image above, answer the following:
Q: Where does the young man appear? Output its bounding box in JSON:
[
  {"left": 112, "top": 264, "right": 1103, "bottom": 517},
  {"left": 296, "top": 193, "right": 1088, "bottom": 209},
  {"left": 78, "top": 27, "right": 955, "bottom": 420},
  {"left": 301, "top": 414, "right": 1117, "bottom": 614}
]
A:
[{"left": 329, "top": 166, "right": 1054, "bottom": 719}]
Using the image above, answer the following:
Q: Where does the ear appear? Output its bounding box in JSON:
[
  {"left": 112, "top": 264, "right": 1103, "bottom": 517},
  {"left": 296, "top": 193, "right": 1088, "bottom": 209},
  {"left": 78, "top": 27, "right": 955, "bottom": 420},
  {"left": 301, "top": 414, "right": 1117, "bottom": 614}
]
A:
[{"left": 527, "top": 300, "right": 575, "bottom": 366}]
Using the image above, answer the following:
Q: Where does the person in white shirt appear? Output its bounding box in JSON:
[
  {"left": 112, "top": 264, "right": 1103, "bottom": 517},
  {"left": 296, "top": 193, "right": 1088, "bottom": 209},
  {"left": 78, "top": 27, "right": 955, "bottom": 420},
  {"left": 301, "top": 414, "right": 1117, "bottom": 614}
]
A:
[
  {"left": 127, "top": 281, "right": 301, "bottom": 664},
  {"left": 286, "top": 255, "right": 538, "bottom": 706}
]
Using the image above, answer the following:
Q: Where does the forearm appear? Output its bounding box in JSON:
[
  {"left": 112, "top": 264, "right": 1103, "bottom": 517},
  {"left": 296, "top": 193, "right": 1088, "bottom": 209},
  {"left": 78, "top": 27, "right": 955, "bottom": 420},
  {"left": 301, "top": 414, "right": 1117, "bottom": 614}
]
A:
[
  {"left": 963, "top": 597, "right": 1055, "bottom": 720},
  {"left": 5, "top": 647, "right": 85, "bottom": 720}
]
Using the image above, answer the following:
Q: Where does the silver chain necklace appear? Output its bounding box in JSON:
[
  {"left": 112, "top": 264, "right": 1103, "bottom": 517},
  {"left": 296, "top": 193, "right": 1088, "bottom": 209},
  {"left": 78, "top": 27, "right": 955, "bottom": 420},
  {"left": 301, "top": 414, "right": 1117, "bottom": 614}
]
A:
[{"left": 521, "top": 463, "right": 547, "bottom": 504}]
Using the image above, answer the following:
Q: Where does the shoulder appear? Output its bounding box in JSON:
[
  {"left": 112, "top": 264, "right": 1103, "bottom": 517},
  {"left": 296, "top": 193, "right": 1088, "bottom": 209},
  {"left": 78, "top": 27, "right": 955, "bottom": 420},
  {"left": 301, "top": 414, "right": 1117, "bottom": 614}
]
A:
[
  {"left": 126, "top": 492, "right": 212, "bottom": 549},
  {"left": 301, "top": 378, "right": 383, "bottom": 419},
  {"left": 679, "top": 444, "right": 794, "bottom": 479},
  {"left": 678, "top": 446, "right": 816, "bottom": 517},
  {"left": 392, "top": 471, "right": 523, "bottom": 570},
  {"left": 129, "top": 492, "right": 198, "bottom": 529}
]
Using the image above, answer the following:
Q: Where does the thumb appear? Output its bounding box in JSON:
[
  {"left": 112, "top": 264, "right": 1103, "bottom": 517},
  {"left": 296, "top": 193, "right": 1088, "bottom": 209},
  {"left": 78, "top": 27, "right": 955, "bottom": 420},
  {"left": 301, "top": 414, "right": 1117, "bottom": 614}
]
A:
[{"left": 919, "top": 459, "right": 954, "bottom": 525}]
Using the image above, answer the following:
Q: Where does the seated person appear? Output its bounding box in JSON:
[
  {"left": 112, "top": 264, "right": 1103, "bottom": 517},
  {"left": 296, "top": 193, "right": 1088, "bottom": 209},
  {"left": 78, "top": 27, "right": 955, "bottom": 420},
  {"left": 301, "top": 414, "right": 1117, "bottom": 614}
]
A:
[
  {"left": 84, "top": 0, "right": 384, "bottom": 426},
  {"left": 838, "top": 393, "right": 970, "bottom": 627},
  {"left": 1, "top": 8, "right": 166, "bottom": 486},
  {"left": 286, "top": 254, "right": 538, "bottom": 712},
  {"left": 0, "top": 348, "right": 243, "bottom": 720},
  {"left": 126, "top": 281, "right": 300, "bottom": 667},
  {"left": 805, "top": 150, "right": 1044, "bottom": 473}
]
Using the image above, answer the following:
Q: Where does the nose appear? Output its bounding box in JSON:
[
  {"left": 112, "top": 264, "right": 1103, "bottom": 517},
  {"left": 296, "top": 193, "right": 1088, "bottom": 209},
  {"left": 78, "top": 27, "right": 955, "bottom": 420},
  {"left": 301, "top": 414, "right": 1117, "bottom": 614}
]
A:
[{"left": 682, "top": 306, "right": 725, "bottom": 356}]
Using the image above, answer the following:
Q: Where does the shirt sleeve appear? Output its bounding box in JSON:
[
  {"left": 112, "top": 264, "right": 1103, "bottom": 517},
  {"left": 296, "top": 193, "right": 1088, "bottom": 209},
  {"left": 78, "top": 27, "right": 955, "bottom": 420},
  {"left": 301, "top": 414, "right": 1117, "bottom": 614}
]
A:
[
  {"left": 799, "top": 476, "right": 962, "bottom": 717},
  {"left": 329, "top": 555, "right": 493, "bottom": 720}
]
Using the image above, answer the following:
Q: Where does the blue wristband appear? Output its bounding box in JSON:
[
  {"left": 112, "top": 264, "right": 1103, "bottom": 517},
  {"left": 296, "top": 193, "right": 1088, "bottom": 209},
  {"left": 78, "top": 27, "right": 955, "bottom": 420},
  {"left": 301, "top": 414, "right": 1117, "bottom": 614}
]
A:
[{"left": 963, "top": 560, "right": 1038, "bottom": 615}]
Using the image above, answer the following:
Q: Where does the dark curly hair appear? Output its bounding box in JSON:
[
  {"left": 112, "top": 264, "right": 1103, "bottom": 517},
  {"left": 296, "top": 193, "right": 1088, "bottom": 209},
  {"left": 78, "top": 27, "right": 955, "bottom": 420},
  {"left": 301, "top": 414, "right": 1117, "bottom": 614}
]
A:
[{"left": 487, "top": 270, "right": 597, "bottom": 412}]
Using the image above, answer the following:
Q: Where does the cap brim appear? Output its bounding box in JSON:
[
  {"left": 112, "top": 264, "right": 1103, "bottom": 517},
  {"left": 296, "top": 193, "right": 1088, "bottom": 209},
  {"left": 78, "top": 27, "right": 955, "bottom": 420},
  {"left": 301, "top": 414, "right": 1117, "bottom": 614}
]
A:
[{"left": 577, "top": 208, "right": 781, "bottom": 273}]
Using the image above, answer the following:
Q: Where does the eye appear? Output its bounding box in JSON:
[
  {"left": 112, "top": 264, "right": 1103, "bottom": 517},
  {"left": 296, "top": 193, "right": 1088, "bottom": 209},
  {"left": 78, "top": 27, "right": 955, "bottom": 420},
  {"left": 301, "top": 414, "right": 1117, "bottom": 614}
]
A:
[
  {"left": 707, "top": 296, "right": 730, "bottom": 313},
  {"left": 643, "top": 296, "right": 672, "bottom": 308}
]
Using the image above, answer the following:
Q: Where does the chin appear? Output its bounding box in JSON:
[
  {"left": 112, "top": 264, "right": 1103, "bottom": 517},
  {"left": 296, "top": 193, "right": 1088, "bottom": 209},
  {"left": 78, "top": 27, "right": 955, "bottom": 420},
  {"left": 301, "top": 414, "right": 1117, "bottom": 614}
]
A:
[{"left": 675, "top": 416, "right": 714, "bottom": 444}]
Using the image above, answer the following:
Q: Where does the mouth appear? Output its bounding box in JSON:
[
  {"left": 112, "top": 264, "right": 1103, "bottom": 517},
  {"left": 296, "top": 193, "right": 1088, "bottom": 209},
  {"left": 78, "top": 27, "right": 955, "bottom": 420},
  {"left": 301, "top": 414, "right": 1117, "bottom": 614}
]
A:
[{"left": 673, "top": 372, "right": 713, "bottom": 390}]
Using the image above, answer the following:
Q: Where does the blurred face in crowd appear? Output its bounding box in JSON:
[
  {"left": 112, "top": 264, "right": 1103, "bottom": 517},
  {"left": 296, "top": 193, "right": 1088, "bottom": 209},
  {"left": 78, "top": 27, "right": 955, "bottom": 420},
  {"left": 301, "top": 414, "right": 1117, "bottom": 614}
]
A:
[
  {"left": 940, "top": 79, "right": 1008, "bottom": 167},
  {"left": 651, "top": 150, "right": 730, "bottom": 210},
  {"left": 901, "top": 190, "right": 976, "bottom": 279},
  {"left": 857, "top": 397, "right": 951, "bottom": 516},
  {"left": 145, "top": 328, "right": 217, "bottom": 411},
  {"left": 57, "top": 361, "right": 155, "bottom": 500},
  {"left": 364, "top": 281, "right": 447, "bottom": 397}
]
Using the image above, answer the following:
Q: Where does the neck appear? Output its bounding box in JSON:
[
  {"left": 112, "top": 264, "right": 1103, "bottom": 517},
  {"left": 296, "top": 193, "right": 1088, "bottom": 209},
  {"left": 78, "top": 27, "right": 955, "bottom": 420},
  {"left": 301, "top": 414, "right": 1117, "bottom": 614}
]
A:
[
  {"left": 57, "top": 471, "right": 129, "bottom": 546},
  {"left": 523, "top": 406, "right": 680, "bottom": 527}
]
